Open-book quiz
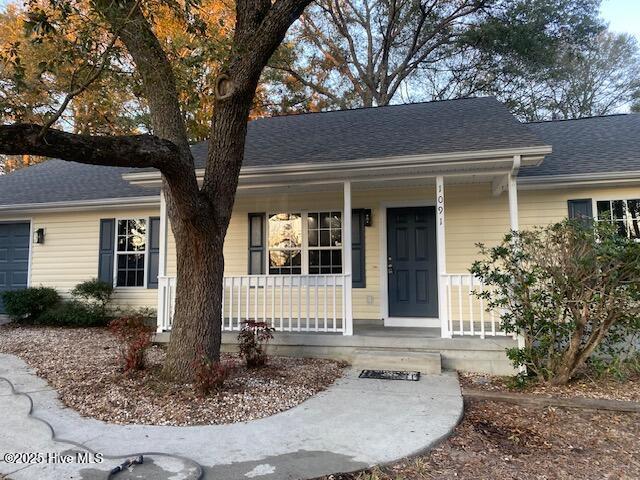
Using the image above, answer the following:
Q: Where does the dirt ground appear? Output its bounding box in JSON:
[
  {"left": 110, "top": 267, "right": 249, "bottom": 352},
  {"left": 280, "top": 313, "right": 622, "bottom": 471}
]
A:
[
  {"left": 319, "top": 399, "right": 640, "bottom": 480},
  {"left": 0, "top": 325, "right": 345, "bottom": 426},
  {"left": 460, "top": 370, "right": 640, "bottom": 402}
]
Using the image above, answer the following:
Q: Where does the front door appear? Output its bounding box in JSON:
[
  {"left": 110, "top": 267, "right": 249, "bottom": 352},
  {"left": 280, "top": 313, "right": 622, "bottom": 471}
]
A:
[
  {"left": 387, "top": 207, "right": 438, "bottom": 318},
  {"left": 0, "top": 222, "right": 30, "bottom": 314}
]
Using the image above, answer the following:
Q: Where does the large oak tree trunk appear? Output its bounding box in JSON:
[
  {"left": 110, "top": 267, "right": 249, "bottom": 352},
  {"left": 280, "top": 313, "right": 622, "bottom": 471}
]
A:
[{"left": 162, "top": 214, "right": 226, "bottom": 378}]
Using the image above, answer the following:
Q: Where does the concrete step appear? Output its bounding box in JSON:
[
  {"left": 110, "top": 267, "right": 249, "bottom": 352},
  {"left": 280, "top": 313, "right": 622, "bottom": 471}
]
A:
[{"left": 352, "top": 349, "right": 442, "bottom": 375}]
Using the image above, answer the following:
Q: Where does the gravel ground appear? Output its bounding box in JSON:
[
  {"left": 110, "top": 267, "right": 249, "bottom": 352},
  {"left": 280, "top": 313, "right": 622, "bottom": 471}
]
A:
[
  {"left": 320, "top": 400, "right": 640, "bottom": 480},
  {"left": 0, "top": 325, "right": 345, "bottom": 426},
  {"left": 460, "top": 370, "right": 640, "bottom": 402}
]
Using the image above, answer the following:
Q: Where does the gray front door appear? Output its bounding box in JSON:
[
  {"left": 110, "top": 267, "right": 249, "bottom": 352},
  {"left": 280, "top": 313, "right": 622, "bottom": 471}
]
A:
[
  {"left": 387, "top": 207, "right": 438, "bottom": 317},
  {"left": 0, "top": 223, "right": 30, "bottom": 313}
]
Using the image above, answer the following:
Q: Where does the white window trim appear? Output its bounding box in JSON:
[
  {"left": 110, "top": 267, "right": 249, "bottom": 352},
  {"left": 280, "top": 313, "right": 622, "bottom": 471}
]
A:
[
  {"left": 592, "top": 197, "right": 640, "bottom": 240},
  {"left": 266, "top": 210, "right": 344, "bottom": 275},
  {"left": 113, "top": 217, "right": 149, "bottom": 288}
]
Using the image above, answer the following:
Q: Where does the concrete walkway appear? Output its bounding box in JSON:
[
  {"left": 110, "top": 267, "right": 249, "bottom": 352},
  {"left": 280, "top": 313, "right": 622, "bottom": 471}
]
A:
[{"left": 0, "top": 353, "right": 463, "bottom": 480}]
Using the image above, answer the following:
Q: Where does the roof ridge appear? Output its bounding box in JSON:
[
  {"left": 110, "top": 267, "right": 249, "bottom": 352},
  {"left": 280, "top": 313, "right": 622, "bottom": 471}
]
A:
[
  {"left": 252, "top": 96, "right": 496, "bottom": 121},
  {"left": 527, "top": 113, "right": 634, "bottom": 124}
]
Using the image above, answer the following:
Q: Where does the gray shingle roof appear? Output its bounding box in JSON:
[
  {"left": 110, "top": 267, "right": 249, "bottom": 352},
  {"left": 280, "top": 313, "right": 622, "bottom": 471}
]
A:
[
  {"left": 3, "top": 98, "right": 638, "bottom": 208},
  {"left": 0, "top": 160, "right": 157, "bottom": 206},
  {"left": 522, "top": 113, "right": 640, "bottom": 177},
  {"left": 190, "top": 96, "right": 545, "bottom": 168}
]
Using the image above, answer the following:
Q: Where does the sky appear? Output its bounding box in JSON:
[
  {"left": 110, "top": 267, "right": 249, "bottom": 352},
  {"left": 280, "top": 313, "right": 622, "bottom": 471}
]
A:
[{"left": 600, "top": 0, "right": 640, "bottom": 42}]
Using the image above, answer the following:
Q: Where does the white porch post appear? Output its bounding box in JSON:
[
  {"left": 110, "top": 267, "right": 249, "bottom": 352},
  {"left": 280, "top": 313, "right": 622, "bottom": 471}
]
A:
[
  {"left": 436, "top": 176, "right": 450, "bottom": 338},
  {"left": 343, "top": 181, "right": 354, "bottom": 335},
  {"left": 156, "top": 188, "right": 169, "bottom": 332},
  {"left": 508, "top": 156, "right": 527, "bottom": 357}
]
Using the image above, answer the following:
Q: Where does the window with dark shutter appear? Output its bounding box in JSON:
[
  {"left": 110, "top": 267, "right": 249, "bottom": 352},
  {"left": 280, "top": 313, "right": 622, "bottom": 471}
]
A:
[
  {"left": 568, "top": 199, "right": 593, "bottom": 227},
  {"left": 248, "top": 213, "right": 266, "bottom": 274},
  {"left": 98, "top": 219, "right": 115, "bottom": 284}
]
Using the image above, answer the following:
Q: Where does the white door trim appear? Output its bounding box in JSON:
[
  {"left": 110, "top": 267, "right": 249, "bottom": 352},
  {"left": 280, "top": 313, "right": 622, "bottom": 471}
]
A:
[{"left": 379, "top": 199, "right": 440, "bottom": 328}]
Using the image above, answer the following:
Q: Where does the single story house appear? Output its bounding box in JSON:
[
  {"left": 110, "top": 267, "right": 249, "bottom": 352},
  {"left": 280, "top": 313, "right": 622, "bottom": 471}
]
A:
[{"left": 1, "top": 97, "right": 639, "bottom": 373}]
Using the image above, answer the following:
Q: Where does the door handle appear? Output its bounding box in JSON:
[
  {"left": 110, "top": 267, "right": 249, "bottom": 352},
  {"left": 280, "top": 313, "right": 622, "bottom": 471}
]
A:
[{"left": 387, "top": 256, "right": 394, "bottom": 274}]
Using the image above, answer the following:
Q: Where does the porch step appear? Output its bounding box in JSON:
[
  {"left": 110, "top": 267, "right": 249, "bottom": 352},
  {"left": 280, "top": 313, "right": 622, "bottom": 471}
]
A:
[{"left": 352, "top": 349, "right": 442, "bottom": 375}]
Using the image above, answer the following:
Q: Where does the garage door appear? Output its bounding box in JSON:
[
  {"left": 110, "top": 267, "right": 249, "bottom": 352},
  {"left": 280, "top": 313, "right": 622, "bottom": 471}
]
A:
[{"left": 0, "top": 223, "right": 30, "bottom": 314}]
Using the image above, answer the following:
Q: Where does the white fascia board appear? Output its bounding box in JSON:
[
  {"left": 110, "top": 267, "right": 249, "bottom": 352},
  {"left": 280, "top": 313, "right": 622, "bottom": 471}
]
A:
[
  {"left": 0, "top": 195, "right": 160, "bottom": 215},
  {"left": 518, "top": 171, "right": 640, "bottom": 189},
  {"left": 122, "top": 145, "right": 552, "bottom": 185}
]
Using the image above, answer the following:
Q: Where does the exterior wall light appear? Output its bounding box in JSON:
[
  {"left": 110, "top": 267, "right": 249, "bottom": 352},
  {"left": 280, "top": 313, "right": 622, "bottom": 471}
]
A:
[{"left": 33, "top": 228, "right": 45, "bottom": 244}]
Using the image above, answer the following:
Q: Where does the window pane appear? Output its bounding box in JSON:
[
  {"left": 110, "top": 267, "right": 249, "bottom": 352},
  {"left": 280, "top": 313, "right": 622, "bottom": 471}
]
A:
[
  {"left": 331, "top": 250, "right": 342, "bottom": 267},
  {"left": 628, "top": 200, "right": 640, "bottom": 220},
  {"left": 616, "top": 221, "right": 627, "bottom": 237},
  {"left": 308, "top": 213, "right": 318, "bottom": 230},
  {"left": 330, "top": 212, "right": 341, "bottom": 229},
  {"left": 629, "top": 219, "right": 640, "bottom": 240},
  {"left": 597, "top": 201, "right": 611, "bottom": 220},
  {"left": 320, "top": 230, "right": 330, "bottom": 246},
  {"left": 117, "top": 220, "right": 127, "bottom": 236},
  {"left": 117, "top": 271, "right": 126, "bottom": 286},
  {"left": 309, "top": 250, "right": 319, "bottom": 267},
  {"left": 613, "top": 200, "right": 625, "bottom": 220},
  {"left": 321, "top": 250, "right": 331, "bottom": 266},
  {"left": 320, "top": 212, "right": 331, "bottom": 229},
  {"left": 268, "top": 213, "right": 302, "bottom": 249},
  {"left": 331, "top": 229, "right": 342, "bottom": 246},
  {"left": 308, "top": 229, "right": 318, "bottom": 247}
]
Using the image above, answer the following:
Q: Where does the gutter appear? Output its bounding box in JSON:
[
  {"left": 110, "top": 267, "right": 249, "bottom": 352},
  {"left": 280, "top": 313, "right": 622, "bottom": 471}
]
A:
[
  {"left": 518, "top": 171, "right": 640, "bottom": 189},
  {"left": 0, "top": 195, "right": 160, "bottom": 214},
  {"left": 122, "top": 145, "right": 553, "bottom": 184}
]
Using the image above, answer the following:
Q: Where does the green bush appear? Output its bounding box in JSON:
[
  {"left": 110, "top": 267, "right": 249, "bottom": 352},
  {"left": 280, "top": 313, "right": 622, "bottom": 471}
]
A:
[
  {"left": 37, "top": 301, "right": 109, "bottom": 327},
  {"left": 471, "top": 220, "right": 640, "bottom": 385},
  {"left": 1, "top": 287, "right": 61, "bottom": 322},
  {"left": 71, "top": 279, "right": 113, "bottom": 307}
]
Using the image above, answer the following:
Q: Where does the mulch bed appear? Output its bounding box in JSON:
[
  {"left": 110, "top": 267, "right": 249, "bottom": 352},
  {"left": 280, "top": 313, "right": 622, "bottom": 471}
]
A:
[
  {"left": 0, "top": 325, "right": 345, "bottom": 426},
  {"left": 320, "top": 400, "right": 640, "bottom": 480}
]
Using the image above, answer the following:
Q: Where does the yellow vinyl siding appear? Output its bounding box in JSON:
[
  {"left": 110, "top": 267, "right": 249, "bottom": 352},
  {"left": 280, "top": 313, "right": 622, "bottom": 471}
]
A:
[
  {"left": 5, "top": 182, "right": 638, "bottom": 321},
  {"left": 28, "top": 208, "right": 159, "bottom": 309}
]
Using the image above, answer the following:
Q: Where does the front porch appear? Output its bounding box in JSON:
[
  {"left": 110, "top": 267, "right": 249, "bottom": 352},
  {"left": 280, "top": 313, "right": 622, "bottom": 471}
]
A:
[
  {"left": 155, "top": 324, "right": 517, "bottom": 375},
  {"left": 149, "top": 149, "right": 534, "bottom": 348}
]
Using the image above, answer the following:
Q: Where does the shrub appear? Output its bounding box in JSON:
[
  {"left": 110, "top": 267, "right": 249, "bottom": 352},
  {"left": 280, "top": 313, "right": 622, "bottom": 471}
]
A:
[
  {"left": 71, "top": 279, "right": 113, "bottom": 308},
  {"left": 37, "top": 301, "right": 109, "bottom": 327},
  {"left": 1, "top": 287, "right": 60, "bottom": 322},
  {"left": 471, "top": 220, "right": 640, "bottom": 385},
  {"left": 108, "top": 314, "right": 155, "bottom": 372},
  {"left": 192, "top": 349, "right": 235, "bottom": 396},
  {"left": 237, "top": 320, "right": 275, "bottom": 368}
]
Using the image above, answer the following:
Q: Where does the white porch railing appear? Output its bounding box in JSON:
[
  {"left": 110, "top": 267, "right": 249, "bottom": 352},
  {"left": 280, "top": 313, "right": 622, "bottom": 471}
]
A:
[
  {"left": 441, "top": 273, "right": 515, "bottom": 338},
  {"left": 158, "top": 274, "right": 349, "bottom": 333}
]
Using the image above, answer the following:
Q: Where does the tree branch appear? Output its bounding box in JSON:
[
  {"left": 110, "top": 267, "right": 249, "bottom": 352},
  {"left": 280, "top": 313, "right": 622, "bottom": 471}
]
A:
[{"left": 0, "top": 123, "right": 181, "bottom": 173}]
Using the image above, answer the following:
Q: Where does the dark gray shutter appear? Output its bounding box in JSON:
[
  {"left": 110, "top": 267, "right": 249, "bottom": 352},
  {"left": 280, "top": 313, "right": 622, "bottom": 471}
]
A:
[
  {"left": 98, "top": 219, "right": 115, "bottom": 284},
  {"left": 568, "top": 199, "right": 593, "bottom": 226},
  {"left": 147, "top": 217, "right": 160, "bottom": 289},
  {"left": 352, "top": 209, "right": 366, "bottom": 288},
  {"left": 248, "top": 213, "right": 266, "bottom": 274}
]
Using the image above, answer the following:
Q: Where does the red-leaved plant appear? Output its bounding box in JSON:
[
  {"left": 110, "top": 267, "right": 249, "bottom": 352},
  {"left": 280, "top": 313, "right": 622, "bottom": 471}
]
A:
[
  {"left": 191, "top": 348, "right": 235, "bottom": 396},
  {"left": 108, "top": 314, "right": 155, "bottom": 372},
  {"left": 237, "top": 320, "right": 275, "bottom": 368}
]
